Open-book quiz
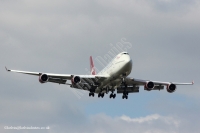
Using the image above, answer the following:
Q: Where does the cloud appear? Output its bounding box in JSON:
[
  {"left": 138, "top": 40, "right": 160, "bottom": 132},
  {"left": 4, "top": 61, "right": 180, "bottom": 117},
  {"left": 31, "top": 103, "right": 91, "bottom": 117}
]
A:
[
  {"left": 46, "top": 113, "right": 198, "bottom": 133},
  {"left": 121, "top": 114, "right": 161, "bottom": 123}
]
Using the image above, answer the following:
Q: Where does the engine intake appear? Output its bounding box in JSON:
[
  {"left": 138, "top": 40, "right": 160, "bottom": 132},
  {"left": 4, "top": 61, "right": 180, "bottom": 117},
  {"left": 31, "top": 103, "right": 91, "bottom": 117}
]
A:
[
  {"left": 72, "top": 76, "right": 81, "bottom": 84},
  {"left": 167, "top": 84, "right": 176, "bottom": 93},
  {"left": 145, "top": 81, "right": 155, "bottom": 90},
  {"left": 39, "top": 74, "right": 49, "bottom": 83}
]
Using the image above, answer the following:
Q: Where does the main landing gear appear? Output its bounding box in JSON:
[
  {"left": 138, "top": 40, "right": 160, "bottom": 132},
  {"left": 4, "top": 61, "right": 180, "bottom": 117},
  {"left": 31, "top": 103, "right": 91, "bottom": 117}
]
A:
[
  {"left": 89, "top": 92, "right": 94, "bottom": 97},
  {"left": 98, "top": 93, "right": 104, "bottom": 98},
  {"left": 109, "top": 89, "right": 116, "bottom": 99},
  {"left": 110, "top": 93, "right": 116, "bottom": 99},
  {"left": 122, "top": 92, "right": 128, "bottom": 99}
]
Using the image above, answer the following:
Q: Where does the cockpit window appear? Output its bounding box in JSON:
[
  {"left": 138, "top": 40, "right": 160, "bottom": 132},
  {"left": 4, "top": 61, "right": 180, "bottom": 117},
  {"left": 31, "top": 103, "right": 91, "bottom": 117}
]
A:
[{"left": 123, "top": 52, "right": 128, "bottom": 55}]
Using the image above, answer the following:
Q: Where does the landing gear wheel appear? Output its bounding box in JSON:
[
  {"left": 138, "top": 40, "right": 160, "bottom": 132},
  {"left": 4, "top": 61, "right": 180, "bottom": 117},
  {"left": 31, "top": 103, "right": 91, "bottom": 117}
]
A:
[
  {"left": 110, "top": 93, "right": 116, "bottom": 99},
  {"left": 98, "top": 93, "right": 104, "bottom": 98},
  {"left": 110, "top": 93, "right": 113, "bottom": 98},
  {"left": 89, "top": 92, "right": 94, "bottom": 97},
  {"left": 113, "top": 94, "right": 116, "bottom": 99},
  {"left": 122, "top": 94, "right": 128, "bottom": 99}
]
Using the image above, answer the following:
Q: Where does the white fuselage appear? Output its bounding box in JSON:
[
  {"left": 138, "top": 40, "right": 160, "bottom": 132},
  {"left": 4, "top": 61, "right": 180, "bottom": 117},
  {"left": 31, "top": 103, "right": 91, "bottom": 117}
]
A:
[{"left": 96, "top": 52, "right": 132, "bottom": 92}]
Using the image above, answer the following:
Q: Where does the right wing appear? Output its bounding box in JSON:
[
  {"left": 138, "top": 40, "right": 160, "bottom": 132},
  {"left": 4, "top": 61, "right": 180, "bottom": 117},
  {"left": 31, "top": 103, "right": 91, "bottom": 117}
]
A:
[{"left": 5, "top": 67, "right": 109, "bottom": 90}]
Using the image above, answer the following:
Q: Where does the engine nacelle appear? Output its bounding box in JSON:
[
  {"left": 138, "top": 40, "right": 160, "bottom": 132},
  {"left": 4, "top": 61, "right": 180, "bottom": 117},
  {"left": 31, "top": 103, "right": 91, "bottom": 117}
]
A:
[
  {"left": 167, "top": 84, "right": 176, "bottom": 93},
  {"left": 145, "top": 81, "right": 155, "bottom": 90},
  {"left": 71, "top": 76, "right": 81, "bottom": 84},
  {"left": 39, "top": 74, "right": 49, "bottom": 83}
]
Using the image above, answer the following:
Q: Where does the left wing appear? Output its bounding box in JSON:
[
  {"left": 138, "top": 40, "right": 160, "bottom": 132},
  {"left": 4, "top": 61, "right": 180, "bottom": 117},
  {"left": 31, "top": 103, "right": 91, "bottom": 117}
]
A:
[{"left": 123, "top": 77, "right": 194, "bottom": 93}]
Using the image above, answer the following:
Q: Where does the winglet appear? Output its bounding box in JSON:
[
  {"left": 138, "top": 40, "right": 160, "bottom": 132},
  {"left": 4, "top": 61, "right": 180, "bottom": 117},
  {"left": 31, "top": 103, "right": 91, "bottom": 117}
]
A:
[
  {"left": 5, "top": 66, "right": 10, "bottom": 71},
  {"left": 192, "top": 81, "right": 194, "bottom": 85}
]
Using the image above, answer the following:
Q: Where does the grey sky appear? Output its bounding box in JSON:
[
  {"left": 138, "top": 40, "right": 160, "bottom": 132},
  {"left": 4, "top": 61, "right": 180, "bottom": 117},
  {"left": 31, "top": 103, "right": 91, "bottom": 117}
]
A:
[{"left": 0, "top": 0, "right": 200, "bottom": 133}]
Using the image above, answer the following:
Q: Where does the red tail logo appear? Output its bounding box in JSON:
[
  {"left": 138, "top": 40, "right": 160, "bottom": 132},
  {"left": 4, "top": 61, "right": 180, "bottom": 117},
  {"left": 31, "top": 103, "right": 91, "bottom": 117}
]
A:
[{"left": 90, "top": 56, "right": 96, "bottom": 75}]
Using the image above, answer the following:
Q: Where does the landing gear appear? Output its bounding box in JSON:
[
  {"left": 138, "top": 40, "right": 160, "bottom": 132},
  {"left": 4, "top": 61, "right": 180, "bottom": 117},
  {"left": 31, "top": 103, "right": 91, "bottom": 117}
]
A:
[
  {"left": 122, "top": 92, "right": 128, "bottom": 99},
  {"left": 109, "top": 89, "right": 116, "bottom": 99},
  {"left": 89, "top": 88, "right": 95, "bottom": 97},
  {"left": 98, "top": 93, "right": 104, "bottom": 98},
  {"left": 89, "top": 92, "right": 94, "bottom": 97},
  {"left": 122, "top": 95, "right": 128, "bottom": 99},
  {"left": 110, "top": 93, "right": 116, "bottom": 99},
  {"left": 121, "top": 78, "right": 128, "bottom": 99}
]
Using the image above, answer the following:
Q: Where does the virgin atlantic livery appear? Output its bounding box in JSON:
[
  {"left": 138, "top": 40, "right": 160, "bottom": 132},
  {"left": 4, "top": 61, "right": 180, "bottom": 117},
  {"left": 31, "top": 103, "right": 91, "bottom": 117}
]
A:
[{"left": 5, "top": 52, "right": 194, "bottom": 99}]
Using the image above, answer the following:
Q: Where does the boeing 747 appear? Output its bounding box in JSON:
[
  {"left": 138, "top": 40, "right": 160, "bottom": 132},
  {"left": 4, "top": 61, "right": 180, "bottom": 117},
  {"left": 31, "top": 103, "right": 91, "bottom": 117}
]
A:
[{"left": 5, "top": 52, "right": 194, "bottom": 99}]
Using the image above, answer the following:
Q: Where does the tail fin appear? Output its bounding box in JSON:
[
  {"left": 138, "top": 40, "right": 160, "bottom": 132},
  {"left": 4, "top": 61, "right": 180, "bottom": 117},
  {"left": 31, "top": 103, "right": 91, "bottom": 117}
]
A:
[{"left": 90, "top": 56, "right": 96, "bottom": 75}]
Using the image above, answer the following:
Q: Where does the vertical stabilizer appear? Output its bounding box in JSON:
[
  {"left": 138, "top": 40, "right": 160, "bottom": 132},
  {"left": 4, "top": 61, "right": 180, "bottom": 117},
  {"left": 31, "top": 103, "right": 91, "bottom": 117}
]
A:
[{"left": 90, "top": 56, "right": 96, "bottom": 75}]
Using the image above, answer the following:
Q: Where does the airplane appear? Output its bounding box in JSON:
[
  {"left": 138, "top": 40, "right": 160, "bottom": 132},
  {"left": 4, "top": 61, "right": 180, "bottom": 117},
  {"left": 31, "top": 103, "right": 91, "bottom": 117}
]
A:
[{"left": 5, "top": 52, "right": 194, "bottom": 99}]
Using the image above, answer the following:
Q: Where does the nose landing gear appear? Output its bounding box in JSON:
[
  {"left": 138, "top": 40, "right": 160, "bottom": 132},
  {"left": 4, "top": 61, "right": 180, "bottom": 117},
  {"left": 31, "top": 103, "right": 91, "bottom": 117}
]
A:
[
  {"left": 121, "top": 78, "right": 128, "bottom": 99},
  {"left": 109, "top": 89, "right": 116, "bottom": 99}
]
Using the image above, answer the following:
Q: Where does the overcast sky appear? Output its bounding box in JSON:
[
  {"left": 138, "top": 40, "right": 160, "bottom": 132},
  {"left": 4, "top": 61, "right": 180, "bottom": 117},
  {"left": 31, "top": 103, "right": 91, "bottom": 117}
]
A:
[{"left": 0, "top": 0, "right": 200, "bottom": 133}]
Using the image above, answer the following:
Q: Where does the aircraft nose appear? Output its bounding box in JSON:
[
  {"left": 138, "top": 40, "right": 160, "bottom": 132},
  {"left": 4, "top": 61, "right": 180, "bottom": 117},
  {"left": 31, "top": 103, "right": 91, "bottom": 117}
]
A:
[
  {"left": 125, "top": 56, "right": 131, "bottom": 63},
  {"left": 123, "top": 56, "right": 132, "bottom": 74},
  {"left": 127, "top": 58, "right": 132, "bottom": 66},
  {"left": 125, "top": 56, "right": 132, "bottom": 67}
]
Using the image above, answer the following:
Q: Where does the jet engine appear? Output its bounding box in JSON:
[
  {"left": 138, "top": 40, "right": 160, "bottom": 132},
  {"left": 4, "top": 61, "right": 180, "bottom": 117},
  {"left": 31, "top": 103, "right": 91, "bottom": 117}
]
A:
[
  {"left": 145, "top": 81, "right": 155, "bottom": 90},
  {"left": 167, "top": 83, "right": 176, "bottom": 93},
  {"left": 72, "top": 76, "right": 81, "bottom": 84},
  {"left": 39, "top": 74, "right": 49, "bottom": 83}
]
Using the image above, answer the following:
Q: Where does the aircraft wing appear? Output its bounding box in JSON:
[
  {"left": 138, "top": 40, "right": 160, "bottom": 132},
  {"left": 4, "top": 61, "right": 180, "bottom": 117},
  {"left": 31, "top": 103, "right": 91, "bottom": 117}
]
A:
[
  {"left": 125, "top": 78, "right": 194, "bottom": 86},
  {"left": 124, "top": 77, "right": 194, "bottom": 92},
  {"left": 5, "top": 67, "right": 109, "bottom": 86}
]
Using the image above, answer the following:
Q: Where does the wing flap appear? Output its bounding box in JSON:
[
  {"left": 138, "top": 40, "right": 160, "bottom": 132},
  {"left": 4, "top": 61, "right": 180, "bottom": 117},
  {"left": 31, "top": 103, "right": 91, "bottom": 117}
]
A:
[
  {"left": 48, "top": 78, "right": 67, "bottom": 84},
  {"left": 117, "top": 86, "right": 139, "bottom": 93}
]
